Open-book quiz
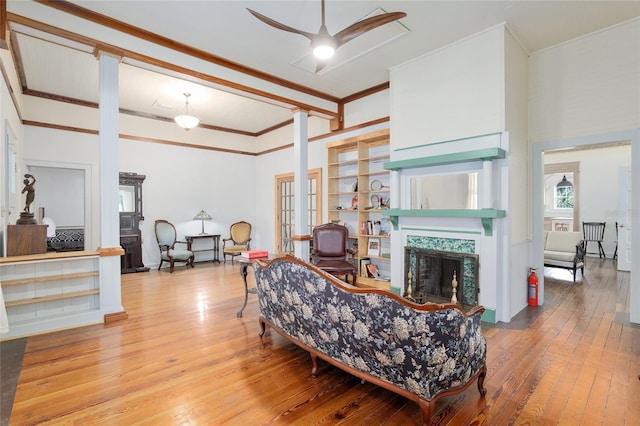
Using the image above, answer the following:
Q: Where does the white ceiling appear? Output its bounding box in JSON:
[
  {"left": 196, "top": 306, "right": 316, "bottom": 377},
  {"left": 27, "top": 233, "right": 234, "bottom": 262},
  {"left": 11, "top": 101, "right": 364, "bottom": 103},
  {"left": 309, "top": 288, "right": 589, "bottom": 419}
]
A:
[{"left": 7, "top": 0, "right": 640, "bottom": 136}]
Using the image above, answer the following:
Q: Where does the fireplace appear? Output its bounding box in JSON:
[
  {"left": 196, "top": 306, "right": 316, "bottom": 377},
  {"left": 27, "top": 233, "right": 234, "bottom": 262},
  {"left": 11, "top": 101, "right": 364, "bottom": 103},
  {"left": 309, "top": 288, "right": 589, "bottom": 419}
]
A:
[{"left": 404, "top": 246, "right": 479, "bottom": 307}]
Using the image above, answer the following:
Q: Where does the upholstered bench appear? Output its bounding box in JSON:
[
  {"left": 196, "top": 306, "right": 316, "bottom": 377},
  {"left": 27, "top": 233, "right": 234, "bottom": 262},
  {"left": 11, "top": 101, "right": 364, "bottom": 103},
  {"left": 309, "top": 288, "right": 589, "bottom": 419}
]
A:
[{"left": 543, "top": 231, "right": 585, "bottom": 281}]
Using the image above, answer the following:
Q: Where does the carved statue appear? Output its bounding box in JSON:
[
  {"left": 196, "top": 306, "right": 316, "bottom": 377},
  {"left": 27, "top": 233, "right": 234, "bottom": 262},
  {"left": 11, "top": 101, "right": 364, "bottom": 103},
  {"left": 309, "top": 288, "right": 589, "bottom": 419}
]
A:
[{"left": 21, "top": 174, "right": 36, "bottom": 213}]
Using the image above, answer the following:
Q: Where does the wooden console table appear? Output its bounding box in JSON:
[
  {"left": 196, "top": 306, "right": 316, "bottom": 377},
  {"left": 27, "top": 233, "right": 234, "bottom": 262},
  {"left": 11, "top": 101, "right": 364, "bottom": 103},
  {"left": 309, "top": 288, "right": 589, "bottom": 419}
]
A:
[{"left": 185, "top": 234, "right": 220, "bottom": 263}]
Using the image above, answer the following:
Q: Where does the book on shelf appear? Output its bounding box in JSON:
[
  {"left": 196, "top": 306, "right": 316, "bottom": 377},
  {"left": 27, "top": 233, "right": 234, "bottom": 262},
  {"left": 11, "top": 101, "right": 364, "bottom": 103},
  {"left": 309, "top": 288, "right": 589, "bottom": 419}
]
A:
[
  {"left": 240, "top": 250, "right": 269, "bottom": 259},
  {"left": 359, "top": 257, "right": 371, "bottom": 277}
]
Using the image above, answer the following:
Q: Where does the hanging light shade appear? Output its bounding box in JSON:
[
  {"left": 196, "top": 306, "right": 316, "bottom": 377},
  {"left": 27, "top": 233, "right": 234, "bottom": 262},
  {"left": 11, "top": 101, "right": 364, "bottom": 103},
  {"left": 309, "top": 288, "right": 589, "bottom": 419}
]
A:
[
  {"left": 557, "top": 175, "right": 573, "bottom": 188},
  {"left": 174, "top": 92, "right": 200, "bottom": 130}
]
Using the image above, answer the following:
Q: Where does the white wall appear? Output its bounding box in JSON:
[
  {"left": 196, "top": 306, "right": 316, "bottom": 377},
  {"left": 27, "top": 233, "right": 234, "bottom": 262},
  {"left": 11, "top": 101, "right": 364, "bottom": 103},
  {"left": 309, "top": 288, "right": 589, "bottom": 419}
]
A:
[
  {"left": 529, "top": 19, "right": 640, "bottom": 142},
  {"left": 390, "top": 25, "right": 506, "bottom": 150}
]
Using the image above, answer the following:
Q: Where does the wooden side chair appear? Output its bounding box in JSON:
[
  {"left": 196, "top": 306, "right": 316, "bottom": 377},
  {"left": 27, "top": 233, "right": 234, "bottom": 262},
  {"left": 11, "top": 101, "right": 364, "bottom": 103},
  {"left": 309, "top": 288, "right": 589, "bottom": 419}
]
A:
[
  {"left": 154, "top": 219, "right": 194, "bottom": 272},
  {"left": 223, "top": 221, "right": 252, "bottom": 263},
  {"left": 311, "top": 223, "right": 357, "bottom": 284},
  {"left": 582, "top": 221, "right": 606, "bottom": 258}
]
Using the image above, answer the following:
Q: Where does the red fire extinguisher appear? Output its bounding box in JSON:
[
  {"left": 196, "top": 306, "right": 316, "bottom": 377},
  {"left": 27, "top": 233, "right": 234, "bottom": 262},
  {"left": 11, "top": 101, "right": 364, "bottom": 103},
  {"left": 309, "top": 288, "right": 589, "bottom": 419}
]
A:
[{"left": 528, "top": 268, "right": 538, "bottom": 307}]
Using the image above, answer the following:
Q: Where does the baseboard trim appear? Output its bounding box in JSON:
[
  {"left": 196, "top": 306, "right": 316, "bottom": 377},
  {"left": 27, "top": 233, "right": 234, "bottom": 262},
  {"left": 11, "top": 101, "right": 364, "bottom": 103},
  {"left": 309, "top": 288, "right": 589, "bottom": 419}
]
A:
[{"left": 104, "top": 311, "right": 128, "bottom": 325}]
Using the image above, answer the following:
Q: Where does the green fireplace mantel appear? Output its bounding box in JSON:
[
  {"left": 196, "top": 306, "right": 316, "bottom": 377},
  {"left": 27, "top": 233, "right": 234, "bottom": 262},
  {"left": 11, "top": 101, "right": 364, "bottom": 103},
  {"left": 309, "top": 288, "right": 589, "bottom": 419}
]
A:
[
  {"left": 382, "top": 208, "right": 506, "bottom": 236},
  {"left": 383, "top": 147, "right": 506, "bottom": 171}
]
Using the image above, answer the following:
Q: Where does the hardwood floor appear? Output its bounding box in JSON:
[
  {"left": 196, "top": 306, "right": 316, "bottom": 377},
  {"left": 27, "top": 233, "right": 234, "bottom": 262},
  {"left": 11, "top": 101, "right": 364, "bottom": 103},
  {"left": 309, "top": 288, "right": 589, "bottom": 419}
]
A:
[{"left": 5, "top": 257, "right": 640, "bottom": 425}]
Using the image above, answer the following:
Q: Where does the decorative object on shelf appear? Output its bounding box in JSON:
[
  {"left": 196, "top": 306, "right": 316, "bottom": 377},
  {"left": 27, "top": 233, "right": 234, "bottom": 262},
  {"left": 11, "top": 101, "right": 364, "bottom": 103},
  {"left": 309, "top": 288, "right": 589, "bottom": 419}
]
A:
[
  {"left": 373, "top": 220, "right": 381, "bottom": 235},
  {"left": 17, "top": 174, "right": 37, "bottom": 225},
  {"left": 367, "top": 238, "right": 380, "bottom": 256},
  {"left": 370, "top": 179, "right": 388, "bottom": 191},
  {"left": 193, "top": 210, "right": 212, "bottom": 235},
  {"left": 352, "top": 179, "right": 358, "bottom": 192},
  {"left": 351, "top": 195, "right": 358, "bottom": 210},
  {"left": 370, "top": 194, "right": 381, "bottom": 209},
  {"left": 174, "top": 92, "right": 200, "bottom": 130}
]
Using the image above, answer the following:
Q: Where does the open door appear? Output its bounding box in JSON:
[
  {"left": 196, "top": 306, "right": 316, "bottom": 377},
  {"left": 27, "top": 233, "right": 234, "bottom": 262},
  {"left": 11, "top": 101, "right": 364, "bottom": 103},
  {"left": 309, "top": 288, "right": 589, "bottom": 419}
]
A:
[{"left": 617, "top": 167, "right": 632, "bottom": 272}]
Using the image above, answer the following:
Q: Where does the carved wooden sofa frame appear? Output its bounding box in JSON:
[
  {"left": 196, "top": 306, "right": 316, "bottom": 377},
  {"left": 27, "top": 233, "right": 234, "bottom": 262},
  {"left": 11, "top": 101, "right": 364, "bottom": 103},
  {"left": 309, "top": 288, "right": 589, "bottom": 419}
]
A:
[{"left": 253, "top": 254, "right": 487, "bottom": 425}]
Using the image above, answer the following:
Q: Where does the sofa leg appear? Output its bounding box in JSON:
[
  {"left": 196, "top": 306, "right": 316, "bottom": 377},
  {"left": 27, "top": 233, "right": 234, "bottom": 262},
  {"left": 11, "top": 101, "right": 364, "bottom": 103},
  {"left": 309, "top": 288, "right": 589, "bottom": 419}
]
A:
[
  {"left": 418, "top": 399, "right": 435, "bottom": 426},
  {"left": 477, "top": 364, "right": 487, "bottom": 397},
  {"left": 310, "top": 353, "right": 319, "bottom": 376},
  {"left": 259, "top": 319, "right": 266, "bottom": 338}
]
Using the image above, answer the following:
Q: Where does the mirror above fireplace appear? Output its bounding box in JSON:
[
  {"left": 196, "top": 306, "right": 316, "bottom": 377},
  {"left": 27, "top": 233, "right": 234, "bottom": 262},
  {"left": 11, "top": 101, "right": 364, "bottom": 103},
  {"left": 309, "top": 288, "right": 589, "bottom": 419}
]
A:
[{"left": 409, "top": 172, "right": 479, "bottom": 210}]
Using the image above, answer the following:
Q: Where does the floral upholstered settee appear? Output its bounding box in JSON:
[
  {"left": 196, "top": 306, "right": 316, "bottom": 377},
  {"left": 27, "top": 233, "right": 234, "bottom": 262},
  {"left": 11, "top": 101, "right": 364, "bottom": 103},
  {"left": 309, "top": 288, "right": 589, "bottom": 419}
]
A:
[{"left": 253, "top": 255, "right": 487, "bottom": 425}]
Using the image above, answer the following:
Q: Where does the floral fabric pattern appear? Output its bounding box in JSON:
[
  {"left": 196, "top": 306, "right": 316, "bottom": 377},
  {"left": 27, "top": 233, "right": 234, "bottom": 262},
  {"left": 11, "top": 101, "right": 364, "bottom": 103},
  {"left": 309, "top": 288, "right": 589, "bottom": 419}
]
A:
[{"left": 254, "top": 258, "right": 487, "bottom": 401}]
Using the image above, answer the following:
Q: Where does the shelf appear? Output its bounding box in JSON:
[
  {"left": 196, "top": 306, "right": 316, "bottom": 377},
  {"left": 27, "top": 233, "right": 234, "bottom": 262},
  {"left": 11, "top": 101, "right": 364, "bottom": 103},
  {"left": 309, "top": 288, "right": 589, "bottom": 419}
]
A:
[
  {"left": 359, "top": 170, "right": 389, "bottom": 177},
  {"left": 328, "top": 159, "right": 358, "bottom": 167},
  {"left": 328, "top": 174, "right": 358, "bottom": 180},
  {"left": 1, "top": 271, "right": 99, "bottom": 286},
  {"left": 383, "top": 208, "right": 506, "bottom": 236},
  {"left": 355, "top": 276, "right": 391, "bottom": 290},
  {"left": 5, "top": 289, "right": 100, "bottom": 307},
  {"left": 360, "top": 154, "right": 389, "bottom": 163},
  {"left": 384, "top": 147, "right": 506, "bottom": 171}
]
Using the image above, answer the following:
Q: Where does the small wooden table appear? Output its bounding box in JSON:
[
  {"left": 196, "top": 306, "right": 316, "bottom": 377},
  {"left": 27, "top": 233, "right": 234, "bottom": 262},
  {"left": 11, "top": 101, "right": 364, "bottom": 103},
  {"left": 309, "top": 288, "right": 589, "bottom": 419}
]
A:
[
  {"left": 236, "top": 254, "right": 281, "bottom": 318},
  {"left": 185, "top": 234, "right": 220, "bottom": 263}
]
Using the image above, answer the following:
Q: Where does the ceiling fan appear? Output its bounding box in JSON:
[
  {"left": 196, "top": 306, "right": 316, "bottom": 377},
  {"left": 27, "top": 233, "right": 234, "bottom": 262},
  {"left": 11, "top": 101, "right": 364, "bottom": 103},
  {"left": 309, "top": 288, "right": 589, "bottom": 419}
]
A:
[{"left": 247, "top": 0, "right": 406, "bottom": 71}]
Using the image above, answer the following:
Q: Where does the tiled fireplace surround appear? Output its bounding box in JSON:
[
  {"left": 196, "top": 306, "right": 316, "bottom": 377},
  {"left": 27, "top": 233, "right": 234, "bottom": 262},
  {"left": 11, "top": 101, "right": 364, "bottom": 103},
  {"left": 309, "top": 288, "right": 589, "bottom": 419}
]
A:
[{"left": 404, "top": 236, "right": 479, "bottom": 307}]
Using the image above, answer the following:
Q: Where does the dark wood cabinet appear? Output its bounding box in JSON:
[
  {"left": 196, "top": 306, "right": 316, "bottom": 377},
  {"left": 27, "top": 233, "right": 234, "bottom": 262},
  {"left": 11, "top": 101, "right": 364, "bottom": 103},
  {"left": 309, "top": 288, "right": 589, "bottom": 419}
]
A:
[{"left": 119, "top": 172, "right": 149, "bottom": 273}]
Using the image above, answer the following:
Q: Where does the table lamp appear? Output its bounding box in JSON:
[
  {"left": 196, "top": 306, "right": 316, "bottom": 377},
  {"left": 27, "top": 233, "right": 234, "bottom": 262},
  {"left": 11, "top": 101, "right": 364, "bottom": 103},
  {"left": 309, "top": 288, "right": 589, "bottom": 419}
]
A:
[{"left": 193, "top": 210, "right": 212, "bottom": 235}]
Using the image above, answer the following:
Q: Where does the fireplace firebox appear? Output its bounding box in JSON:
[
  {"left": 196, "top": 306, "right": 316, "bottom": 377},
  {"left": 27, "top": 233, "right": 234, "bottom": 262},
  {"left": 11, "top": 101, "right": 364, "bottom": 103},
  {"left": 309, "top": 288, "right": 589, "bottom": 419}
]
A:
[{"left": 404, "top": 246, "right": 479, "bottom": 307}]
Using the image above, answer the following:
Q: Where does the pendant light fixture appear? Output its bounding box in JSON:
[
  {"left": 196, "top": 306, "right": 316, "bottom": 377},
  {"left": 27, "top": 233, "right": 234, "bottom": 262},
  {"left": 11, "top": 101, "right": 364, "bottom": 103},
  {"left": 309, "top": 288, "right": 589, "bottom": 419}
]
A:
[
  {"left": 556, "top": 175, "right": 573, "bottom": 188},
  {"left": 174, "top": 92, "right": 200, "bottom": 130}
]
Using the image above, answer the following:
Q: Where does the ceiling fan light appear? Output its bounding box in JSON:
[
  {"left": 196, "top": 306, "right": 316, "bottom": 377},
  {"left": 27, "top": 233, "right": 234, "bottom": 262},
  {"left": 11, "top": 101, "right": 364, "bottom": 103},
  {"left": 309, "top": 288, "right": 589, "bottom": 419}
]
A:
[{"left": 313, "top": 44, "right": 335, "bottom": 59}]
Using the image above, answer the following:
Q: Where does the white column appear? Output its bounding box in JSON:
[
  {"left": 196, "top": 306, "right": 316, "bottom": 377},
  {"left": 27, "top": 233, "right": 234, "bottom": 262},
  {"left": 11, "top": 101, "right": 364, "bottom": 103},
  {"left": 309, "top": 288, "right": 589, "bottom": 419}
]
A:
[
  {"left": 390, "top": 170, "right": 400, "bottom": 208},
  {"left": 482, "top": 160, "right": 493, "bottom": 209},
  {"left": 97, "top": 50, "right": 124, "bottom": 315},
  {"left": 292, "top": 109, "right": 310, "bottom": 261}
]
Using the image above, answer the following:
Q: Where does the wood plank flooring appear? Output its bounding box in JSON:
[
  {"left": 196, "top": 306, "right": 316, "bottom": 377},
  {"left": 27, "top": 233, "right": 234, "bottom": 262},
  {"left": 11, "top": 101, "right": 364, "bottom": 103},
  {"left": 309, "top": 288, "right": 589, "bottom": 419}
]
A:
[{"left": 5, "top": 257, "right": 640, "bottom": 425}]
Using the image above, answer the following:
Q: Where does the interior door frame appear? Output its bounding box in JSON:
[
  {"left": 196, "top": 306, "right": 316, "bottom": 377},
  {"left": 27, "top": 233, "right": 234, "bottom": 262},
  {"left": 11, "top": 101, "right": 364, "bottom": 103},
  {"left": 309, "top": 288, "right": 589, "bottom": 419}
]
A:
[{"left": 532, "top": 129, "right": 639, "bottom": 324}]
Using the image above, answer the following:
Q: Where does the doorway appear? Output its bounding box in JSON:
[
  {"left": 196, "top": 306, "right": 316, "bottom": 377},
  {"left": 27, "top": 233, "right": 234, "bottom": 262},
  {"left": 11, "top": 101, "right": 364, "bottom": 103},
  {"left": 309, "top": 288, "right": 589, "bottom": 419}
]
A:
[
  {"left": 533, "top": 131, "right": 638, "bottom": 324},
  {"left": 24, "top": 161, "right": 92, "bottom": 251},
  {"left": 275, "top": 168, "right": 322, "bottom": 254}
]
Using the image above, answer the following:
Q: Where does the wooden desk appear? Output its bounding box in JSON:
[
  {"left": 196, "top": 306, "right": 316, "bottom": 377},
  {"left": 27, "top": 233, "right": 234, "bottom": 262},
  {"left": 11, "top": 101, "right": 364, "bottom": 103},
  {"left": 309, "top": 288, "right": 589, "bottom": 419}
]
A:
[{"left": 185, "top": 234, "right": 220, "bottom": 263}]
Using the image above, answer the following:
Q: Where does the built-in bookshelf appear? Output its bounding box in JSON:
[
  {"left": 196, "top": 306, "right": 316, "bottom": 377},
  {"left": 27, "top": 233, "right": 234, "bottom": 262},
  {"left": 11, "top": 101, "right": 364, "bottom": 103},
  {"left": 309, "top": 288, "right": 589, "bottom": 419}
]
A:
[
  {"left": 0, "top": 251, "right": 102, "bottom": 340},
  {"left": 327, "top": 129, "right": 391, "bottom": 289}
]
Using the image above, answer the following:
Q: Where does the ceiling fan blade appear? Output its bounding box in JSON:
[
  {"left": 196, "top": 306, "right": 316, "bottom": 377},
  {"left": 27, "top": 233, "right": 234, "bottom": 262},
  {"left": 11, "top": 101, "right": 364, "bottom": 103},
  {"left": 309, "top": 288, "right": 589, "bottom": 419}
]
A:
[
  {"left": 247, "top": 8, "right": 316, "bottom": 41},
  {"left": 333, "top": 12, "right": 407, "bottom": 47}
]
